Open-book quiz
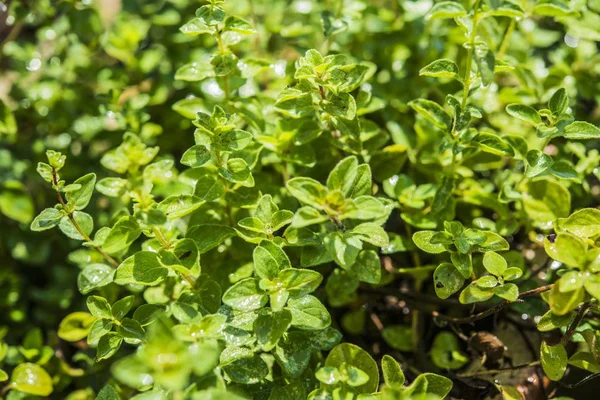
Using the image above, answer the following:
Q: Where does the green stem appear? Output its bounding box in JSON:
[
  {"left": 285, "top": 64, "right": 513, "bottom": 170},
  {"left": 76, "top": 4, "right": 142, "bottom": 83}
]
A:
[
  {"left": 430, "top": 284, "right": 554, "bottom": 324},
  {"left": 461, "top": 0, "right": 482, "bottom": 110},
  {"left": 215, "top": 28, "right": 227, "bottom": 54},
  {"left": 152, "top": 227, "right": 171, "bottom": 250},
  {"left": 52, "top": 170, "right": 119, "bottom": 268},
  {"left": 497, "top": 19, "right": 516, "bottom": 59}
]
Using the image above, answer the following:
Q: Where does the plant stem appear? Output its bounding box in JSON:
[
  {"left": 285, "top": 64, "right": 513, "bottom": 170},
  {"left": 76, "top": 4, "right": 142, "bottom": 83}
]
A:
[
  {"left": 152, "top": 227, "right": 195, "bottom": 287},
  {"left": 52, "top": 170, "right": 119, "bottom": 268},
  {"left": 214, "top": 29, "right": 230, "bottom": 99},
  {"left": 457, "top": 361, "right": 541, "bottom": 377},
  {"left": 497, "top": 19, "right": 516, "bottom": 59},
  {"left": 430, "top": 284, "right": 554, "bottom": 324},
  {"left": 152, "top": 227, "right": 171, "bottom": 250},
  {"left": 461, "top": 0, "right": 482, "bottom": 109},
  {"left": 215, "top": 29, "right": 227, "bottom": 54},
  {"left": 561, "top": 301, "right": 592, "bottom": 346}
]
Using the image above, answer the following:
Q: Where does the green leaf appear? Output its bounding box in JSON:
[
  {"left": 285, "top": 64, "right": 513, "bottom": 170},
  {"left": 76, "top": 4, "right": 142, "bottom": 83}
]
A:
[
  {"left": 96, "top": 177, "right": 129, "bottom": 197},
  {"left": 471, "top": 231, "right": 510, "bottom": 252},
  {"left": 382, "top": 325, "right": 412, "bottom": 351},
  {"left": 254, "top": 240, "right": 290, "bottom": 280},
  {"left": 219, "top": 158, "right": 254, "bottom": 186},
  {"left": 569, "top": 351, "right": 600, "bottom": 373},
  {"left": 286, "top": 177, "right": 327, "bottom": 208},
  {"left": 175, "top": 62, "right": 214, "bottom": 82},
  {"left": 537, "top": 310, "right": 575, "bottom": 332},
  {"left": 503, "top": 267, "right": 523, "bottom": 281},
  {"left": 97, "top": 332, "right": 123, "bottom": 361},
  {"left": 506, "top": 104, "right": 541, "bottom": 126},
  {"left": 255, "top": 309, "right": 292, "bottom": 351},
  {"left": 450, "top": 252, "right": 472, "bottom": 279},
  {"left": 30, "top": 208, "right": 63, "bottom": 231},
  {"left": 430, "top": 332, "right": 468, "bottom": 369},
  {"left": 315, "top": 366, "right": 342, "bottom": 385},
  {"left": 323, "top": 92, "right": 357, "bottom": 120},
  {"left": 194, "top": 175, "right": 226, "bottom": 201},
  {"left": 419, "top": 59, "right": 460, "bottom": 80},
  {"left": 238, "top": 216, "right": 265, "bottom": 233},
  {"left": 97, "top": 385, "right": 120, "bottom": 400},
  {"left": 223, "top": 278, "right": 267, "bottom": 311},
  {"left": 351, "top": 223, "right": 389, "bottom": 247},
  {"left": 88, "top": 319, "right": 113, "bottom": 346},
  {"left": 10, "top": 363, "right": 53, "bottom": 396},
  {"left": 58, "top": 211, "right": 93, "bottom": 240},
  {"left": 584, "top": 274, "right": 600, "bottom": 301},
  {"left": 562, "top": 121, "right": 600, "bottom": 139},
  {"left": 434, "top": 263, "right": 465, "bottom": 299},
  {"left": 541, "top": 341, "right": 567, "bottom": 381},
  {"left": 548, "top": 282, "right": 585, "bottom": 316},
  {"left": 216, "top": 129, "right": 253, "bottom": 151},
  {"left": 483, "top": 251, "right": 507, "bottom": 276},
  {"left": 196, "top": 5, "right": 225, "bottom": 25},
  {"left": 474, "top": 48, "right": 495, "bottom": 86},
  {"left": 287, "top": 295, "right": 331, "bottom": 330},
  {"left": 413, "top": 230, "right": 446, "bottom": 254},
  {"left": 550, "top": 160, "right": 580, "bottom": 182},
  {"left": 180, "top": 18, "right": 213, "bottom": 36},
  {"left": 222, "top": 353, "right": 268, "bottom": 384},
  {"left": 103, "top": 216, "right": 142, "bottom": 254},
  {"left": 522, "top": 179, "right": 571, "bottom": 229},
  {"left": 488, "top": 1, "right": 524, "bottom": 17},
  {"left": 473, "top": 133, "right": 514, "bottom": 157},
  {"left": 117, "top": 318, "right": 145, "bottom": 344},
  {"left": 180, "top": 145, "right": 211, "bottom": 167},
  {"left": 526, "top": 149, "right": 554, "bottom": 177},
  {"left": 158, "top": 195, "right": 204, "bottom": 219},
  {"left": 347, "top": 249, "right": 381, "bottom": 284},
  {"left": 291, "top": 206, "right": 328, "bottom": 228},
  {"left": 112, "top": 295, "right": 135, "bottom": 320},
  {"left": 427, "top": 1, "right": 467, "bottom": 19},
  {"left": 272, "top": 210, "right": 294, "bottom": 230},
  {"left": 277, "top": 268, "right": 322, "bottom": 296},
  {"left": 327, "top": 156, "right": 359, "bottom": 195},
  {"left": 381, "top": 355, "right": 405, "bottom": 387},
  {"left": 459, "top": 282, "right": 495, "bottom": 304},
  {"left": 408, "top": 99, "right": 450, "bottom": 129},
  {"left": 559, "top": 271, "right": 585, "bottom": 292},
  {"left": 544, "top": 232, "right": 587, "bottom": 268},
  {"left": 66, "top": 173, "right": 96, "bottom": 210},
  {"left": 186, "top": 224, "right": 236, "bottom": 253},
  {"left": 87, "top": 295, "right": 112, "bottom": 319},
  {"left": 549, "top": 88, "right": 569, "bottom": 115},
  {"left": 224, "top": 16, "right": 256, "bottom": 34},
  {"left": 58, "top": 312, "right": 96, "bottom": 341},
  {"left": 325, "top": 343, "right": 379, "bottom": 394},
  {"left": 114, "top": 251, "right": 168, "bottom": 286},
  {"left": 133, "top": 304, "right": 166, "bottom": 326},
  {"left": 495, "top": 283, "right": 519, "bottom": 301},
  {"left": 78, "top": 264, "right": 114, "bottom": 294},
  {"left": 533, "top": 0, "right": 572, "bottom": 16}
]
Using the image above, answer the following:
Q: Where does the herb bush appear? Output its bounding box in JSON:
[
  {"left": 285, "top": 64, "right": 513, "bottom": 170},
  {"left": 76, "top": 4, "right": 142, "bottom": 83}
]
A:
[{"left": 2, "top": 0, "right": 600, "bottom": 398}]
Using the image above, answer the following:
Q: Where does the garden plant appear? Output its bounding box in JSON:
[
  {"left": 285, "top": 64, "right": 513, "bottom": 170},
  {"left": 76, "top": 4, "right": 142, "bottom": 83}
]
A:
[{"left": 1, "top": 0, "right": 600, "bottom": 398}]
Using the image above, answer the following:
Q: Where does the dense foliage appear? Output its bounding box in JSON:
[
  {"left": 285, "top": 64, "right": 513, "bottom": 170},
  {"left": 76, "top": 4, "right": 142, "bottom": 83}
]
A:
[{"left": 2, "top": 0, "right": 600, "bottom": 398}]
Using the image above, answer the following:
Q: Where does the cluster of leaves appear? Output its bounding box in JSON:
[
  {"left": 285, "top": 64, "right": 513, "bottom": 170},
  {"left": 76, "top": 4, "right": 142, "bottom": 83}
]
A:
[{"left": 2, "top": 0, "right": 600, "bottom": 399}]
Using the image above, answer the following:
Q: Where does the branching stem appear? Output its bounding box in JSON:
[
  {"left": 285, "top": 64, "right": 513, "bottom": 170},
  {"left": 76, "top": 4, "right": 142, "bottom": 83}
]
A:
[
  {"left": 457, "top": 361, "right": 541, "bottom": 377},
  {"left": 52, "top": 169, "right": 119, "bottom": 268}
]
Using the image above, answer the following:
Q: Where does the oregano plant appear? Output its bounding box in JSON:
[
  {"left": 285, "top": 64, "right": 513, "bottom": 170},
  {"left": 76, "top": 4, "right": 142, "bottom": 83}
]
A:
[{"left": 1, "top": 0, "right": 600, "bottom": 399}]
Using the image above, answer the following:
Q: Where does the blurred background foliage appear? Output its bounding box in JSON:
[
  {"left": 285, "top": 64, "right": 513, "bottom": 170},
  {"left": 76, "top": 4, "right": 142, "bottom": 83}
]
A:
[{"left": 0, "top": 0, "right": 599, "bottom": 398}]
